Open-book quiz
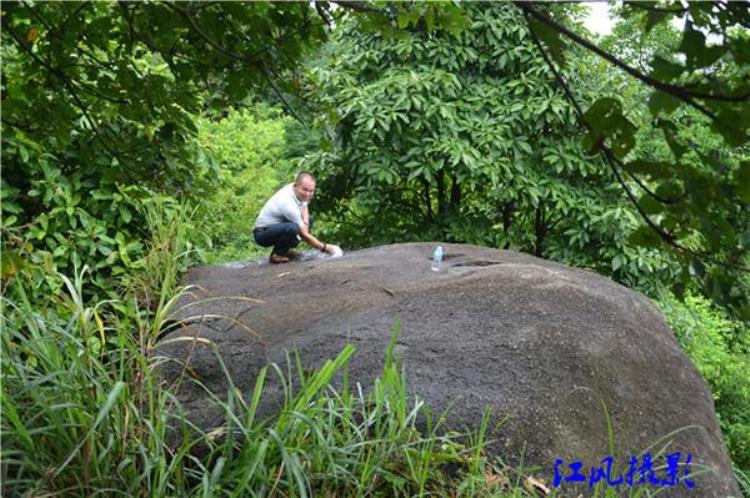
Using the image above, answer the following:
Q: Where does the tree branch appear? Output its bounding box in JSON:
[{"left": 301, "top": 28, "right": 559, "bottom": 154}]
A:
[
  {"left": 1, "top": 117, "right": 41, "bottom": 134},
  {"left": 623, "top": 168, "right": 686, "bottom": 205},
  {"left": 166, "top": 3, "right": 262, "bottom": 66},
  {"left": 526, "top": 13, "right": 670, "bottom": 238},
  {"left": 516, "top": 3, "right": 748, "bottom": 117},
  {"left": 23, "top": 2, "right": 114, "bottom": 75},
  {"left": 260, "top": 62, "right": 308, "bottom": 128},
  {"left": 523, "top": 8, "right": 748, "bottom": 272},
  {"left": 118, "top": 2, "right": 226, "bottom": 78},
  {"left": 67, "top": 77, "right": 129, "bottom": 105},
  {"left": 2, "top": 22, "right": 135, "bottom": 179},
  {"left": 59, "top": 1, "right": 92, "bottom": 32},
  {"left": 314, "top": 1, "right": 335, "bottom": 29}
]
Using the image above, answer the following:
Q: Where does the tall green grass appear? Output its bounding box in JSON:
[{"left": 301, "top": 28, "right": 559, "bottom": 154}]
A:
[
  {"left": 735, "top": 466, "right": 750, "bottom": 497},
  {"left": 120, "top": 198, "right": 203, "bottom": 311}
]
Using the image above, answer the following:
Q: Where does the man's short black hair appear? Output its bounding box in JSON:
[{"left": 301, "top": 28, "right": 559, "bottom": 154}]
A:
[{"left": 295, "top": 171, "right": 315, "bottom": 184}]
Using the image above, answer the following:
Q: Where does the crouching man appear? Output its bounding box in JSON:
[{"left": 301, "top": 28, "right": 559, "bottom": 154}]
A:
[{"left": 253, "top": 172, "right": 339, "bottom": 264}]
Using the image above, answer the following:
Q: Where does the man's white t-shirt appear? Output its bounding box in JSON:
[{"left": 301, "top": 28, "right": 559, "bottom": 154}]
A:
[{"left": 254, "top": 183, "right": 308, "bottom": 229}]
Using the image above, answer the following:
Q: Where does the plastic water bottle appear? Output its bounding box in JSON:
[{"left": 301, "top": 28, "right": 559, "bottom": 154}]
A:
[{"left": 431, "top": 245, "right": 443, "bottom": 272}]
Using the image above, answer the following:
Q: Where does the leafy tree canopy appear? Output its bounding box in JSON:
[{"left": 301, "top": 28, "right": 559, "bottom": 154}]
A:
[
  {"left": 1, "top": 1, "right": 329, "bottom": 192},
  {"left": 304, "top": 1, "right": 750, "bottom": 316},
  {"left": 303, "top": 3, "right": 680, "bottom": 294},
  {"left": 517, "top": 1, "right": 749, "bottom": 315},
  {"left": 1, "top": 1, "right": 331, "bottom": 292}
]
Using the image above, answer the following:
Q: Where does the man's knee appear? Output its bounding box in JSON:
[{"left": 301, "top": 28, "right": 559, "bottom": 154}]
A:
[
  {"left": 279, "top": 223, "right": 301, "bottom": 246},
  {"left": 283, "top": 222, "right": 301, "bottom": 235}
]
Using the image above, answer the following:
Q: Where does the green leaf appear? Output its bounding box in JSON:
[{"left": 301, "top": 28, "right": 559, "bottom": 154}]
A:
[
  {"left": 712, "top": 107, "right": 749, "bottom": 147},
  {"left": 2, "top": 215, "right": 18, "bottom": 228},
  {"left": 648, "top": 91, "right": 681, "bottom": 117},
  {"left": 526, "top": 14, "right": 566, "bottom": 63},
  {"left": 679, "top": 26, "right": 724, "bottom": 68},
  {"left": 654, "top": 181, "right": 684, "bottom": 201},
  {"left": 1, "top": 250, "right": 25, "bottom": 279},
  {"left": 638, "top": 194, "right": 663, "bottom": 215},
  {"left": 583, "top": 98, "right": 636, "bottom": 159},
  {"left": 628, "top": 224, "right": 663, "bottom": 248},
  {"left": 643, "top": 8, "right": 668, "bottom": 32},
  {"left": 650, "top": 56, "right": 683, "bottom": 82},
  {"left": 91, "top": 190, "right": 113, "bottom": 201},
  {"left": 119, "top": 206, "right": 132, "bottom": 224},
  {"left": 658, "top": 120, "right": 688, "bottom": 158},
  {"left": 225, "top": 70, "right": 248, "bottom": 103},
  {"left": 30, "top": 227, "right": 46, "bottom": 240},
  {"left": 397, "top": 9, "right": 421, "bottom": 29},
  {"left": 736, "top": 162, "right": 750, "bottom": 203}
]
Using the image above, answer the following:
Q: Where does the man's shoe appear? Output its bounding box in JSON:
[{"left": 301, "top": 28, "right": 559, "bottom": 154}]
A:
[
  {"left": 269, "top": 253, "right": 291, "bottom": 264},
  {"left": 285, "top": 249, "right": 302, "bottom": 259}
]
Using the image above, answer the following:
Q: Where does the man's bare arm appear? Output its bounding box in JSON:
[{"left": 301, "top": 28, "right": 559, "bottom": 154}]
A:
[{"left": 300, "top": 224, "right": 334, "bottom": 253}]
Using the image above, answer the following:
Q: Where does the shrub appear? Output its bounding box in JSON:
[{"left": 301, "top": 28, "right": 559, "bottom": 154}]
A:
[
  {"left": 659, "top": 293, "right": 750, "bottom": 471},
  {"left": 1, "top": 172, "right": 203, "bottom": 313},
  {"left": 196, "top": 106, "right": 293, "bottom": 264}
]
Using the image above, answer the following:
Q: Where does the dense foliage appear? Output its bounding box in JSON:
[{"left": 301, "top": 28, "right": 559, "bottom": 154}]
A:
[
  {"left": 196, "top": 106, "right": 291, "bottom": 263},
  {"left": 660, "top": 293, "right": 750, "bottom": 470},
  {"left": 1, "top": 1, "right": 327, "bottom": 186},
  {"left": 2, "top": 1, "right": 747, "bottom": 307},
  {"left": 1, "top": 1, "right": 748, "bottom": 494},
  {"left": 1, "top": 1, "right": 330, "bottom": 301},
  {"left": 303, "top": 4, "right": 680, "bottom": 294},
  {"left": 521, "top": 2, "right": 750, "bottom": 317}
]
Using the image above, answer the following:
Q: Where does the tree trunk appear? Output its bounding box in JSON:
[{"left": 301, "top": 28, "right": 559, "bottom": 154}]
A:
[
  {"left": 534, "top": 201, "right": 546, "bottom": 257},
  {"left": 502, "top": 201, "right": 514, "bottom": 249},
  {"left": 421, "top": 177, "right": 433, "bottom": 223},
  {"left": 450, "top": 173, "right": 461, "bottom": 212},
  {"left": 436, "top": 170, "right": 446, "bottom": 218}
]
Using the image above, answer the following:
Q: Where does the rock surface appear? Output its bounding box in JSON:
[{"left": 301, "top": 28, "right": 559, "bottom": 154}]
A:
[{"left": 158, "top": 243, "right": 740, "bottom": 497}]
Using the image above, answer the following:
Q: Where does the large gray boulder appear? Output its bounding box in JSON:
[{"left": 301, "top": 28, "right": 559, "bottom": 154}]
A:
[{"left": 158, "top": 243, "right": 740, "bottom": 497}]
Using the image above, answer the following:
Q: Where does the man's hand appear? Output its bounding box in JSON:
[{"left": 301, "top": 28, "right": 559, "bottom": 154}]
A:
[
  {"left": 326, "top": 244, "right": 343, "bottom": 257},
  {"left": 299, "top": 223, "right": 342, "bottom": 256}
]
